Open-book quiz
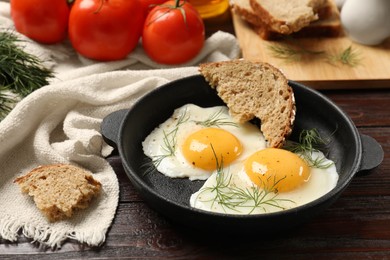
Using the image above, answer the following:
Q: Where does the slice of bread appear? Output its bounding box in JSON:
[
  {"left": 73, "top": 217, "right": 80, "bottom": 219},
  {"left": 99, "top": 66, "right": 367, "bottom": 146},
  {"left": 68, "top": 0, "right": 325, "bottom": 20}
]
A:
[
  {"left": 249, "top": 0, "right": 327, "bottom": 34},
  {"left": 14, "top": 164, "right": 102, "bottom": 222},
  {"left": 199, "top": 60, "right": 296, "bottom": 148},
  {"left": 233, "top": 0, "right": 341, "bottom": 40},
  {"left": 232, "top": 0, "right": 264, "bottom": 27},
  {"left": 254, "top": 8, "right": 342, "bottom": 40}
]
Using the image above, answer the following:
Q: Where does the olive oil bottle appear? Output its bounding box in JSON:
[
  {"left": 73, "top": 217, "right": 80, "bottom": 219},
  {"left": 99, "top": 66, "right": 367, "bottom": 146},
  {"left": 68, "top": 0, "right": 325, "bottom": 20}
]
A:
[{"left": 189, "top": 0, "right": 229, "bottom": 19}]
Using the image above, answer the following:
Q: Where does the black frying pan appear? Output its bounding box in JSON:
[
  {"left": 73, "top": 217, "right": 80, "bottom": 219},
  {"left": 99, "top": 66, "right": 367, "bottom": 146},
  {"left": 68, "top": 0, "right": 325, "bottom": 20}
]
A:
[{"left": 101, "top": 75, "right": 383, "bottom": 234}]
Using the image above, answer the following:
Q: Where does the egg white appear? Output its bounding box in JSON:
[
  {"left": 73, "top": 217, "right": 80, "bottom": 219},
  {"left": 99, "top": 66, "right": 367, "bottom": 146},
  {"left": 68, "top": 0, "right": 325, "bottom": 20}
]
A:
[
  {"left": 190, "top": 150, "right": 339, "bottom": 214},
  {"left": 142, "top": 104, "right": 267, "bottom": 180}
]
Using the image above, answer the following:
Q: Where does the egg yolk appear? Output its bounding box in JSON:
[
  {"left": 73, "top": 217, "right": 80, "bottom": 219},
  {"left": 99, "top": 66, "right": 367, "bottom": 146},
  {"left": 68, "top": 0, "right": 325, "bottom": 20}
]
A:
[
  {"left": 181, "top": 128, "right": 243, "bottom": 171},
  {"left": 244, "top": 148, "right": 310, "bottom": 193}
]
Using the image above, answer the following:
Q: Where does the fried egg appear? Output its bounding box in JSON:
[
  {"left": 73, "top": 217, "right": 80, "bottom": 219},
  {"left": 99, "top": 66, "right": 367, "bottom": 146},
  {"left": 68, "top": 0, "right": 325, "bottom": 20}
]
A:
[
  {"left": 143, "top": 103, "right": 339, "bottom": 215},
  {"left": 142, "top": 104, "right": 266, "bottom": 180},
  {"left": 190, "top": 148, "right": 339, "bottom": 214}
]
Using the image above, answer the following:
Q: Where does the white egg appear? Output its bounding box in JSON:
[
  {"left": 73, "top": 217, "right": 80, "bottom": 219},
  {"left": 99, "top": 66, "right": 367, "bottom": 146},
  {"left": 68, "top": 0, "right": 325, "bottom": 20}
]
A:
[
  {"left": 142, "top": 104, "right": 266, "bottom": 180},
  {"left": 341, "top": 0, "right": 390, "bottom": 45},
  {"left": 190, "top": 150, "right": 339, "bottom": 214}
]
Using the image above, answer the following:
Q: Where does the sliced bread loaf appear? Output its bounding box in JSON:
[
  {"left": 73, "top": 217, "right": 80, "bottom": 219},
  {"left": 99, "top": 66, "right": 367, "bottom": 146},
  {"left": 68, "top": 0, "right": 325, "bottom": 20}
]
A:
[
  {"left": 232, "top": 0, "right": 264, "bottom": 27},
  {"left": 233, "top": 0, "right": 342, "bottom": 40},
  {"left": 255, "top": 5, "right": 341, "bottom": 39},
  {"left": 253, "top": 0, "right": 342, "bottom": 39},
  {"left": 14, "top": 164, "right": 102, "bottom": 222},
  {"left": 249, "top": 0, "right": 327, "bottom": 34},
  {"left": 199, "top": 60, "right": 295, "bottom": 148}
]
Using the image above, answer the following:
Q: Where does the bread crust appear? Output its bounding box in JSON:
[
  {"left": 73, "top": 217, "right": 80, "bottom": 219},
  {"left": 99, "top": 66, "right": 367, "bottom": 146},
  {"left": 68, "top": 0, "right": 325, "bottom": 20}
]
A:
[
  {"left": 233, "top": 0, "right": 342, "bottom": 40},
  {"left": 232, "top": 0, "right": 264, "bottom": 26},
  {"left": 199, "top": 60, "right": 296, "bottom": 148},
  {"left": 248, "top": 0, "right": 327, "bottom": 34},
  {"left": 14, "top": 164, "right": 101, "bottom": 222}
]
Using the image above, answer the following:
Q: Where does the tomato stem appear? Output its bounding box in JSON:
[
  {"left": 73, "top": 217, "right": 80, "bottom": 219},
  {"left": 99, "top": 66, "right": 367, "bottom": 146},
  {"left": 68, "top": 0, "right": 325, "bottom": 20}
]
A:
[
  {"left": 175, "top": 0, "right": 181, "bottom": 8},
  {"left": 146, "top": 0, "right": 188, "bottom": 28}
]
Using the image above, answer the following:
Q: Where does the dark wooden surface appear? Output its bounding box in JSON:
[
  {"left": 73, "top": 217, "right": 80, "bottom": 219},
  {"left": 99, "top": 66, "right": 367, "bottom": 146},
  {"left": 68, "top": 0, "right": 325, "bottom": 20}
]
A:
[{"left": 1, "top": 9, "right": 390, "bottom": 260}]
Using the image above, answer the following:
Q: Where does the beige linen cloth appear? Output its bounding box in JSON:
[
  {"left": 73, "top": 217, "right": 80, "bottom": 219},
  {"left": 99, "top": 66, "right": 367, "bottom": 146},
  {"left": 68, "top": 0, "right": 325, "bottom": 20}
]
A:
[{"left": 0, "top": 2, "right": 240, "bottom": 248}]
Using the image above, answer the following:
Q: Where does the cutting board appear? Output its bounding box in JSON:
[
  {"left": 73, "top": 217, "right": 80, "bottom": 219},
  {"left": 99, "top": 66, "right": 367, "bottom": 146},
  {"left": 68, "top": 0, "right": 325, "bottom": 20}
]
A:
[{"left": 232, "top": 13, "right": 390, "bottom": 89}]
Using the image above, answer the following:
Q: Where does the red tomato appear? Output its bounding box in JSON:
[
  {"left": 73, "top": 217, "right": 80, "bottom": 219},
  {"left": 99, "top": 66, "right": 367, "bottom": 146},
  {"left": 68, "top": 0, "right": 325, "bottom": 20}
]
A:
[
  {"left": 142, "top": 0, "right": 205, "bottom": 65},
  {"left": 68, "top": 0, "right": 144, "bottom": 61},
  {"left": 10, "top": 0, "right": 69, "bottom": 44},
  {"left": 140, "top": 0, "right": 167, "bottom": 15}
]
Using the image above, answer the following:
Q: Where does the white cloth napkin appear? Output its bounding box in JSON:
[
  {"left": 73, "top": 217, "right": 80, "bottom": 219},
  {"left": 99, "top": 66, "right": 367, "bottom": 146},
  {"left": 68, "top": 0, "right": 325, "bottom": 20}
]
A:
[{"left": 0, "top": 2, "right": 241, "bottom": 248}]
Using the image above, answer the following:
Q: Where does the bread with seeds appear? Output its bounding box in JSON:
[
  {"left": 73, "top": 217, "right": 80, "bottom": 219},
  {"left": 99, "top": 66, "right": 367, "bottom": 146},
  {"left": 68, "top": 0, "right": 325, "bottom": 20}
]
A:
[
  {"left": 199, "top": 59, "right": 295, "bottom": 148},
  {"left": 14, "top": 164, "right": 101, "bottom": 222}
]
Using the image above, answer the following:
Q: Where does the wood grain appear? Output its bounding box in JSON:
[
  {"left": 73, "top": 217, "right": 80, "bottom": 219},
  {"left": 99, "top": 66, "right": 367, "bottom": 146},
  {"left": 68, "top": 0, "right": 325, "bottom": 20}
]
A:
[{"left": 232, "top": 13, "right": 390, "bottom": 89}]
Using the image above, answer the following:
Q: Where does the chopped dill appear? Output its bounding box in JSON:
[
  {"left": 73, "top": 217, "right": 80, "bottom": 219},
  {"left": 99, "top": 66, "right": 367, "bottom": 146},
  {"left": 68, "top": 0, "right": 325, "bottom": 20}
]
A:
[
  {"left": 284, "top": 129, "right": 334, "bottom": 169},
  {"left": 193, "top": 109, "right": 238, "bottom": 128}
]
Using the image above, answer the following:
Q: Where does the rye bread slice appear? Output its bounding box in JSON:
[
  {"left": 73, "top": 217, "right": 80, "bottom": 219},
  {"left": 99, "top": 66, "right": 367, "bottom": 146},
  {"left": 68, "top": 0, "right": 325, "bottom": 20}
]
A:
[
  {"left": 199, "top": 60, "right": 296, "bottom": 148},
  {"left": 14, "top": 164, "right": 101, "bottom": 222}
]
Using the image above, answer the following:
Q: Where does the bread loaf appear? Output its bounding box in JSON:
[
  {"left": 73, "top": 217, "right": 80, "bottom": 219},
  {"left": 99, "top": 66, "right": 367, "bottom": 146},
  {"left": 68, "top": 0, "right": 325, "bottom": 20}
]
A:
[
  {"left": 232, "top": 0, "right": 342, "bottom": 40},
  {"left": 199, "top": 60, "right": 295, "bottom": 148},
  {"left": 254, "top": 7, "right": 342, "bottom": 40},
  {"left": 249, "top": 0, "right": 327, "bottom": 34},
  {"left": 14, "top": 164, "right": 102, "bottom": 222}
]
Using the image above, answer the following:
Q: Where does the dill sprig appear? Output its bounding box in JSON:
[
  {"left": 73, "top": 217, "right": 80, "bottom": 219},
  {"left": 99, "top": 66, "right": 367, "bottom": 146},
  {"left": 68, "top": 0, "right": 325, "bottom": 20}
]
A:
[
  {"left": 284, "top": 129, "right": 333, "bottom": 169},
  {"left": 144, "top": 107, "right": 237, "bottom": 174},
  {"left": 267, "top": 43, "right": 362, "bottom": 67},
  {"left": 267, "top": 44, "right": 325, "bottom": 62},
  {"left": 193, "top": 109, "right": 238, "bottom": 128},
  {"left": 327, "top": 45, "right": 362, "bottom": 67},
  {"left": 146, "top": 108, "right": 190, "bottom": 171},
  {"left": 0, "top": 31, "right": 54, "bottom": 120},
  {"left": 0, "top": 86, "right": 16, "bottom": 120},
  {"left": 195, "top": 146, "right": 294, "bottom": 214}
]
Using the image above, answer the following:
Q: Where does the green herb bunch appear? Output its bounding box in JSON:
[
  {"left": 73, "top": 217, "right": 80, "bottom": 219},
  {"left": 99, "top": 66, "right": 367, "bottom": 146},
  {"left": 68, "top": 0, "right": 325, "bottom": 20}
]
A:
[{"left": 0, "top": 31, "right": 54, "bottom": 120}]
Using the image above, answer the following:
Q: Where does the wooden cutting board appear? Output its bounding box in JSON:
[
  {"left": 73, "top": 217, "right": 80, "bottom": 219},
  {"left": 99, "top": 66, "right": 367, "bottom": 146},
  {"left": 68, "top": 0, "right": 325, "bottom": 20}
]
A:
[{"left": 232, "top": 13, "right": 390, "bottom": 89}]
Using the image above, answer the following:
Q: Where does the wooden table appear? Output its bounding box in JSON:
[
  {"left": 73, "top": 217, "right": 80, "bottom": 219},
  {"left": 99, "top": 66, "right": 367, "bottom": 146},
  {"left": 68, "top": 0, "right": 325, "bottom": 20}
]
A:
[{"left": 1, "top": 9, "right": 390, "bottom": 260}]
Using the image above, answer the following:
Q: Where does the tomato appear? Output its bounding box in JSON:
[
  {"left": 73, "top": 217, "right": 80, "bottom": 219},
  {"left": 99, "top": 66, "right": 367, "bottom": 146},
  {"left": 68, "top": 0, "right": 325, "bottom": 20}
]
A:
[
  {"left": 140, "top": 0, "right": 167, "bottom": 15},
  {"left": 68, "top": 0, "right": 144, "bottom": 61},
  {"left": 10, "top": 0, "right": 70, "bottom": 44},
  {"left": 142, "top": 0, "right": 205, "bottom": 65}
]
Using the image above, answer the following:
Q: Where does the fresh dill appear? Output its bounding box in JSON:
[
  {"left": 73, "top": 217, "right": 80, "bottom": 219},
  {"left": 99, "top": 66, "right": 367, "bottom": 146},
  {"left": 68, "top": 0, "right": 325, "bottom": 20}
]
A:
[
  {"left": 267, "top": 43, "right": 362, "bottom": 67},
  {"left": 0, "top": 31, "right": 54, "bottom": 120},
  {"left": 0, "top": 87, "right": 15, "bottom": 120},
  {"left": 327, "top": 45, "right": 362, "bottom": 67},
  {"left": 144, "top": 107, "right": 238, "bottom": 174},
  {"left": 193, "top": 109, "right": 238, "bottom": 128},
  {"left": 284, "top": 129, "right": 333, "bottom": 169},
  {"left": 145, "top": 108, "right": 190, "bottom": 172},
  {"left": 267, "top": 44, "right": 325, "bottom": 62},
  {"left": 195, "top": 146, "right": 294, "bottom": 214}
]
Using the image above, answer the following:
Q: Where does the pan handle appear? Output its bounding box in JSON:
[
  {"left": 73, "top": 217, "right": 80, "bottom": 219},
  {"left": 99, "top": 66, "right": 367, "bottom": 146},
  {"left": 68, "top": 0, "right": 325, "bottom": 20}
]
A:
[
  {"left": 356, "top": 134, "right": 384, "bottom": 176},
  {"left": 101, "top": 109, "right": 129, "bottom": 149}
]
